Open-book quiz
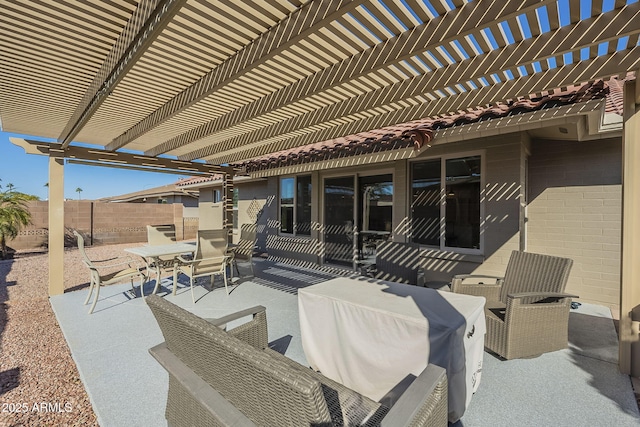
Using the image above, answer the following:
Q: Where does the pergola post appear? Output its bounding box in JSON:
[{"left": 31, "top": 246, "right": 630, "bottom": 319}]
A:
[
  {"left": 48, "top": 152, "right": 65, "bottom": 296},
  {"left": 620, "top": 77, "right": 640, "bottom": 376},
  {"left": 222, "top": 169, "right": 235, "bottom": 244}
]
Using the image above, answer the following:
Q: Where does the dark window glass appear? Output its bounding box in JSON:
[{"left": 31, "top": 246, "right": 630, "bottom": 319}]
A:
[
  {"left": 411, "top": 160, "right": 441, "bottom": 246},
  {"left": 296, "top": 175, "right": 312, "bottom": 236},
  {"left": 280, "top": 177, "right": 294, "bottom": 234},
  {"left": 445, "top": 156, "right": 481, "bottom": 249}
]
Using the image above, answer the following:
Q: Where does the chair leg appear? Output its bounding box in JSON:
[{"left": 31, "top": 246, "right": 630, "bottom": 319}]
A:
[
  {"left": 88, "top": 282, "right": 101, "bottom": 314},
  {"left": 151, "top": 265, "right": 161, "bottom": 295},
  {"left": 249, "top": 258, "right": 254, "bottom": 277},
  {"left": 233, "top": 259, "right": 240, "bottom": 277},
  {"left": 172, "top": 267, "right": 179, "bottom": 296},
  {"left": 190, "top": 276, "right": 196, "bottom": 304},
  {"left": 84, "top": 277, "right": 95, "bottom": 305},
  {"left": 223, "top": 269, "right": 229, "bottom": 294}
]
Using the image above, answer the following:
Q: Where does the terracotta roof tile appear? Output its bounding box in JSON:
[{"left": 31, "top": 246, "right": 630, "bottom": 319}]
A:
[
  {"left": 239, "top": 78, "right": 614, "bottom": 173},
  {"left": 178, "top": 77, "right": 626, "bottom": 184}
]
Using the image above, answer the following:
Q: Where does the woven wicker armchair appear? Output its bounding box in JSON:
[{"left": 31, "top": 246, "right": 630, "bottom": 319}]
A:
[
  {"left": 452, "top": 250, "right": 577, "bottom": 359},
  {"left": 146, "top": 224, "right": 177, "bottom": 293},
  {"left": 146, "top": 295, "right": 448, "bottom": 427}
]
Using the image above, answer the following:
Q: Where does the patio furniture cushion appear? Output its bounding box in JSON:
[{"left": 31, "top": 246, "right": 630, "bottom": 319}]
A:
[{"left": 146, "top": 294, "right": 448, "bottom": 427}]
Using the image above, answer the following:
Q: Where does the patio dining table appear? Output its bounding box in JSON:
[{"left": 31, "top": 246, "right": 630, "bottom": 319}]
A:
[
  {"left": 125, "top": 242, "right": 196, "bottom": 296},
  {"left": 298, "top": 277, "right": 486, "bottom": 423}
]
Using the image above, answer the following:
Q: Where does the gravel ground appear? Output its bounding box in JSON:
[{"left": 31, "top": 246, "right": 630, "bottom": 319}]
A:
[{"left": 0, "top": 243, "right": 141, "bottom": 427}]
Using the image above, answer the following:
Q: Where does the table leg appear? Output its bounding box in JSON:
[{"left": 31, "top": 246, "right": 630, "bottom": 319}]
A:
[
  {"left": 172, "top": 260, "right": 179, "bottom": 296},
  {"left": 151, "top": 257, "right": 162, "bottom": 295}
]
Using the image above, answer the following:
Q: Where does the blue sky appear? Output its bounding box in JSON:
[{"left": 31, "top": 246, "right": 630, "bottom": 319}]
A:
[{"left": 0, "top": 131, "right": 185, "bottom": 200}]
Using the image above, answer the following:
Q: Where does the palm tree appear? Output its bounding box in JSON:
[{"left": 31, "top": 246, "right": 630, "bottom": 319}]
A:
[
  {"left": 0, "top": 190, "right": 32, "bottom": 259},
  {"left": 76, "top": 187, "right": 83, "bottom": 200}
]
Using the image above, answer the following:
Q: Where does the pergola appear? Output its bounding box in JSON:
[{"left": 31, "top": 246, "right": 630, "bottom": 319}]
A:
[{"left": 1, "top": 0, "right": 638, "bottom": 374}]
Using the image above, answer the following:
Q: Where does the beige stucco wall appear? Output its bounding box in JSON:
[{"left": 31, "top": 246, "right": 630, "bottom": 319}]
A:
[{"left": 527, "top": 138, "right": 622, "bottom": 310}]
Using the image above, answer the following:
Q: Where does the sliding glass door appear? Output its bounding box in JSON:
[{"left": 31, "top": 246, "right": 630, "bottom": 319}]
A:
[
  {"left": 323, "top": 173, "right": 393, "bottom": 268},
  {"left": 323, "top": 176, "right": 355, "bottom": 266}
]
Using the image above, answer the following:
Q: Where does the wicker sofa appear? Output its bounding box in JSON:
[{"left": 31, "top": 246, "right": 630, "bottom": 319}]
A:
[{"left": 146, "top": 294, "right": 448, "bottom": 427}]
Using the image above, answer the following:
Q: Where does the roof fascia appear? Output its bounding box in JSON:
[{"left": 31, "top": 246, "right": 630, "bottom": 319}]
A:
[{"left": 247, "top": 99, "right": 605, "bottom": 178}]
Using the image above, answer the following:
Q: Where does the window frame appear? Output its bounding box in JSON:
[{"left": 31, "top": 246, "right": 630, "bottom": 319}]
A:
[
  {"left": 409, "top": 150, "right": 485, "bottom": 255},
  {"left": 279, "top": 175, "right": 312, "bottom": 237}
]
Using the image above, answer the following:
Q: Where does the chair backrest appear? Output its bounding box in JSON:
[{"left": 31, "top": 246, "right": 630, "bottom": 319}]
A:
[
  {"left": 234, "top": 223, "right": 257, "bottom": 260},
  {"left": 195, "top": 229, "right": 228, "bottom": 260},
  {"left": 501, "top": 251, "right": 573, "bottom": 302},
  {"left": 146, "top": 295, "right": 333, "bottom": 426},
  {"left": 74, "top": 230, "right": 95, "bottom": 269},
  {"left": 147, "top": 224, "right": 176, "bottom": 245}
]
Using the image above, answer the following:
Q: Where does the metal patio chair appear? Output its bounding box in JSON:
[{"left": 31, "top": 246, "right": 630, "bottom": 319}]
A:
[
  {"left": 146, "top": 224, "right": 177, "bottom": 292},
  {"left": 231, "top": 223, "right": 257, "bottom": 277},
  {"left": 452, "top": 250, "right": 577, "bottom": 359},
  {"left": 74, "top": 230, "right": 146, "bottom": 314},
  {"left": 175, "top": 229, "right": 231, "bottom": 303}
]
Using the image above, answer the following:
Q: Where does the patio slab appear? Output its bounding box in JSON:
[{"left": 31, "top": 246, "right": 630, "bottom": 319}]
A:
[{"left": 50, "top": 258, "right": 640, "bottom": 426}]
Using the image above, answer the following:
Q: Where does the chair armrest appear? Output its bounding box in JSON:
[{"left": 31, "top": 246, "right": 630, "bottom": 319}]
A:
[
  {"left": 452, "top": 274, "right": 503, "bottom": 281},
  {"left": 451, "top": 275, "right": 504, "bottom": 301},
  {"left": 381, "top": 364, "right": 447, "bottom": 427},
  {"left": 93, "top": 256, "right": 141, "bottom": 270},
  {"left": 177, "top": 255, "right": 230, "bottom": 266},
  {"left": 207, "top": 306, "right": 268, "bottom": 350},
  {"left": 149, "top": 343, "right": 256, "bottom": 427},
  {"left": 507, "top": 292, "right": 579, "bottom": 300},
  {"left": 207, "top": 305, "right": 266, "bottom": 328}
]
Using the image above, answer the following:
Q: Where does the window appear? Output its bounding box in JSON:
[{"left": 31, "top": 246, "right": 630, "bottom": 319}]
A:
[
  {"left": 411, "top": 155, "right": 481, "bottom": 250},
  {"left": 280, "top": 175, "right": 312, "bottom": 236}
]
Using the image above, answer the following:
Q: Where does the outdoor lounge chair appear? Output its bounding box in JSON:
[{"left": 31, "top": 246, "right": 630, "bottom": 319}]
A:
[
  {"left": 175, "top": 229, "right": 230, "bottom": 303},
  {"left": 231, "top": 223, "right": 257, "bottom": 277},
  {"left": 74, "top": 230, "right": 146, "bottom": 314},
  {"left": 451, "top": 250, "right": 577, "bottom": 359},
  {"left": 146, "top": 294, "right": 449, "bottom": 427},
  {"left": 146, "top": 224, "right": 177, "bottom": 293}
]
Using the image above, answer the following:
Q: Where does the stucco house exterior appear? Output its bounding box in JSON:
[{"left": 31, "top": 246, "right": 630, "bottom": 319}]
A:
[{"left": 178, "top": 78, "right": 625, "bottom": 313}]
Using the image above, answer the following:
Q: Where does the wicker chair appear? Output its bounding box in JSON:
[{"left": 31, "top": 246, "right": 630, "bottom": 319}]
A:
[
  {"left": 231, "top": 223, "right": 257, "bottom": 277},
  {"left": 146, "top": 224, "right": 177, "bottom": 294},
  {"left": 74, "top": 231, "right": 146, "bottom": 314},
  {"left": 146, "top": 295, "right": 448, "bottom": 427},
  {"left": 175, "top": 229, "right": 231, "bottom": 303},
  {"left": 451, "top": 250, "right": 577, "bottom": 359}
]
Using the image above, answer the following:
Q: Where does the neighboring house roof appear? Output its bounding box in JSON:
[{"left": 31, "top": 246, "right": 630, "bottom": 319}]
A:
[
  {"left": 100, "top": 183, "right": 198, "bottom": 203},
  {"left": 177, "top": 77, "right": 623, "bottom": 186},
  {"left": 177, "top": 174, "right": 223, "bottom": 187}
]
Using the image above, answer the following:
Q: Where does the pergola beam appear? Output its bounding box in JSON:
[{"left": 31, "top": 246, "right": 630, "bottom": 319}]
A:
[
  {"left": 176, "top": 2, "right": 638, "bottom": 163},
  {"left": 192, "top": 46, "right": 639, "bottom": 165},
  {"left": 10, "top": 138, "right": 235, "bottom": 175},
  {"left": 144, "top": 0, "right": 556, "bottom": 157},
  {"left": 58, "top": 0, "right": 187, "bottom": 147},
  {"left": 106, "top": 0, "right": 363, "bottom": 151}
]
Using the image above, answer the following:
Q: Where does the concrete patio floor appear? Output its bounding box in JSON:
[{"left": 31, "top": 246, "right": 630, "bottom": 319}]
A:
[{"left": 50, "top": 258, "right": 640, "bottom": 427}]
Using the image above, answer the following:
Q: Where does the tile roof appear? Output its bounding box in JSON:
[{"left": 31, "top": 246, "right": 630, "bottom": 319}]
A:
[
  {"left": 177, "top": 174, "right": 223, "bottom": 187},
  {"left": 178, "top": 77, "right": 622, "bottom": 185},
  {"left": 238, "top": 78, "right": 614, "bottom": 173}
]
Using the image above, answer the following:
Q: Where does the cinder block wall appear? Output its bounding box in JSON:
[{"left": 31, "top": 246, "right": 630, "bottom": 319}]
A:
[
  {"left": 11, "top": 201, "right": 196, "bottom": 250},
  {"left": 527, "top": 138, "right": 622, "bottom": 310}
]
